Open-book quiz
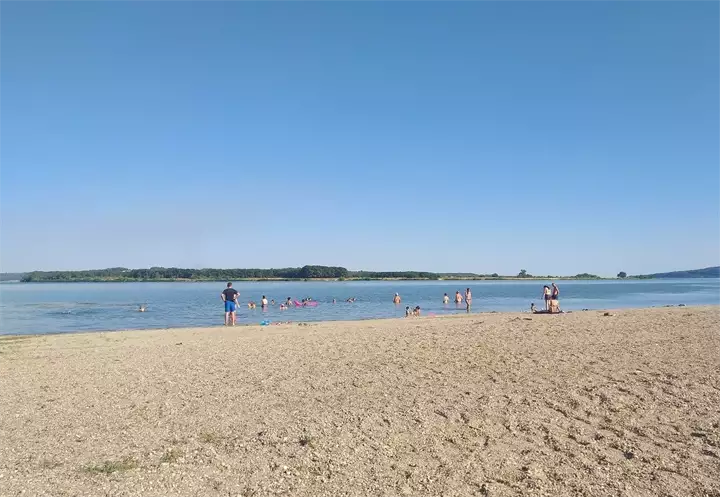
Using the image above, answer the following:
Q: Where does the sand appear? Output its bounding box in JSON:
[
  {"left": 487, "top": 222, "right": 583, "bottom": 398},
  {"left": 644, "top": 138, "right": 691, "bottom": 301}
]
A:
[{"left": 1, "top": 306, "right": 719, "bottom": 497}]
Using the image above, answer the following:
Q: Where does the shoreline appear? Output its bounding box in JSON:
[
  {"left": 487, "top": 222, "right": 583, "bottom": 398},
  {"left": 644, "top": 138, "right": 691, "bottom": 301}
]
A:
[
  {"left": 6, "top": 277, "right": 620, "bottom": 283},
  {"left": 1, "top": 304, "right": 716, "bottom": 339}
]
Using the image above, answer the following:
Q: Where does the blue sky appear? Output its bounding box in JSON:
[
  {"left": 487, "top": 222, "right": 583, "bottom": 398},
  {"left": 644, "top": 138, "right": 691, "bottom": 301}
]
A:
[{"left": 1, "top": 2, "right": 718, "bottom": 276}]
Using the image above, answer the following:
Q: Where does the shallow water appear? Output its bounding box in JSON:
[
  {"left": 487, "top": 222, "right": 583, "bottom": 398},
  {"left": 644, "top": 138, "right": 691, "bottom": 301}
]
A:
[{"left": 0, "top": 279, "right": 718, "bottom": 335}]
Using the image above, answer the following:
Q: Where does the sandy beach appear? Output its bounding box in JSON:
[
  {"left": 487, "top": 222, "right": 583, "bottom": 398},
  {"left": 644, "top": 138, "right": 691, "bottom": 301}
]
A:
[{"left": 1, "top": 306, "right": 719, "bottom": 497}]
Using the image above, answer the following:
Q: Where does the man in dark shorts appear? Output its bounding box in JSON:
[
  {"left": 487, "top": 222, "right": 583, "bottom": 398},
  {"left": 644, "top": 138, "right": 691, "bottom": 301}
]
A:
[{"left": 221, "top": 282, "right": 240, "bottom": 326}]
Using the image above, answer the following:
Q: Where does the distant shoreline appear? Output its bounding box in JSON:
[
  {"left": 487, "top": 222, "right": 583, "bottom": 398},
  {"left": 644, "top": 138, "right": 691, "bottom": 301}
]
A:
[{"left": 8, "top": 276, "right": 620, "bottom": 283}]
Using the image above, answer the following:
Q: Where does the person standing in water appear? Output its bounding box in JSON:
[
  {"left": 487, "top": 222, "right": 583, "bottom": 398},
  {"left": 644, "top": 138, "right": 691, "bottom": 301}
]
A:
[
  {"left": 454, "top": 291, "right": 463, "bottom": 304},
  {"left": 443, "top": 293, "right": 450, "bottom": 304},
  {"left": 221, "top": 282, "right": 240, "bottom": 326},
  {"left": 465, "top": 287, "right": 472, "bottom": 312},
  {"left": 393, "top": 293, "right": 401, "bottom": 304},
  {"left": 261, "top": 295, "right": 268, "bottom": 309}
]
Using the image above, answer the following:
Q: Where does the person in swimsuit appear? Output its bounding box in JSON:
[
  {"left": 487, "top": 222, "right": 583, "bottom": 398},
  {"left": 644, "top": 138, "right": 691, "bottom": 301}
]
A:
[
  {"left": 221, "top": 282, "right": 240, "bottom": 326},
  {"left": 405, "top": 306, "right": 411, "bottom": 317},
  {"left": 455, "top": 291, "right": 463, "bottom": 304},
  {"left": 261, "top": 295, "right": 268, "bottom": 309},
  {"left": 393, "top": 293, "right": 401, "bottom": 304},
  {"left": 551, "top": 283, "right": 560, "bottom": 312},
  {"left": 542, "top": 285, "right": 551, "bottom": 311},
  {"left": 465, "top": 288, "right": 472, "bottom": 313},
  {"left": 443, "top": 293, "right": 450, "bottom": 304}
]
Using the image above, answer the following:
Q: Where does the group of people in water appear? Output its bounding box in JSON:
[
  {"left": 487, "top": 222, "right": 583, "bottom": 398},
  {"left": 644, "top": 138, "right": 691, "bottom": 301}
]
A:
[
  {"left": 394, "top": 288, "right": 473, "bottom": 317},
  {"left": 219, "top": 282, "right": 362, "bottom": 325},
  {"left": 219, "top": 281, "right": 562, "bottom": 325}
]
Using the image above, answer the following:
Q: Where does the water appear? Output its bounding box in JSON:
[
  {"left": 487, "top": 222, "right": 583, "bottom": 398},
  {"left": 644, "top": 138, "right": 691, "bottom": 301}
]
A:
[{"left": 0, "top": 279, "right": 718, "bottom": 335}]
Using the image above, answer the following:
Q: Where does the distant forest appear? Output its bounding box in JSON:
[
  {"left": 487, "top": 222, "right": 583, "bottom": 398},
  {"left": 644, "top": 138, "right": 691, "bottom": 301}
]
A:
[
  {"left": 14, "top": 266, "right": 597, "bottom": 282},
  {"left": 3, "top": 265, "right": 717, "bottom": 283},
  {"left": 17, "top": 266, "right": 439, "bottom": 282}
]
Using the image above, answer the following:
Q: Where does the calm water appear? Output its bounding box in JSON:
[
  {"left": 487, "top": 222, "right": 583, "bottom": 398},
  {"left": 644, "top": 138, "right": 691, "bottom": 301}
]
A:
[{"left": 0, "top": 279, "right": 718, "bottom": 335}]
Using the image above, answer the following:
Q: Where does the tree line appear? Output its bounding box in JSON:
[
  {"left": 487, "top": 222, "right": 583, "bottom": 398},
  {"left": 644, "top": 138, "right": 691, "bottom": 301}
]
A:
[{"left": 20, "top": 266, "right": 443, "bottom": 282}]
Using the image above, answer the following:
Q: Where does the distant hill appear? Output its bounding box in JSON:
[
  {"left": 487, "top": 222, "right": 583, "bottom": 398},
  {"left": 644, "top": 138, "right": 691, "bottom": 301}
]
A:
[{"left": 633, "top": 266, "right": 720, "bottom": 279}]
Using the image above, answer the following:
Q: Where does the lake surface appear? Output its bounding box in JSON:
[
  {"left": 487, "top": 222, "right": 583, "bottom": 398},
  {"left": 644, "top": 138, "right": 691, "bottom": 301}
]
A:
[{"left": 0, "top": 279, "right": 718, "bottom": 335}]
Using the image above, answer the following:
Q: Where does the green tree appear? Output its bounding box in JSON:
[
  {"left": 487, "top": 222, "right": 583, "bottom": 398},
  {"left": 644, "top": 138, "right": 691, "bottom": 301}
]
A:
[
  {"left": 518, "top": 269, "right": 528, "bottom": 278},
  {"left": 617, "top": 271, "right": 627, "bottom": 278}
]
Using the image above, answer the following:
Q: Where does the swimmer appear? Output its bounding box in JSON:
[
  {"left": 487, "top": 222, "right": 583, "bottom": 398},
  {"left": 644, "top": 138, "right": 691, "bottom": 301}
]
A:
[
  {"left": 286, "top": 297, "right": 292, "bottom": 307},
  {"left": 138, "top": 304, "right": 147, "bottom": 312},
  {"left": 261, "top": 295, "right": 268, "bottom": 308},
  {"left": 280, "top": 304, "right": 287, "bottom": 310},
  {"left": 248, "top": 301, "right": 256, "bottom": 310},
  {"left": 332, "top": 298, "right": 336, "bottom": 304},
  {"left": 442, "top": 293, "right": 449, "bottom": 304},
  {"left": 271, "top": 299, "right": 275, "bottom": 305},
  {"left": 454, "top": 291, "right": 463, "bottom": 304},
  {"left": 393, "top": 293, "right": 401, "bottom": 304}
]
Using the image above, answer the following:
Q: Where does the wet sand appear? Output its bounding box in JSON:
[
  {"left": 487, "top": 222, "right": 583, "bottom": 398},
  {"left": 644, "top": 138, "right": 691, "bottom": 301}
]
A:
[{"left": 1, "top": 306, "right": 719, "bottom": 497}]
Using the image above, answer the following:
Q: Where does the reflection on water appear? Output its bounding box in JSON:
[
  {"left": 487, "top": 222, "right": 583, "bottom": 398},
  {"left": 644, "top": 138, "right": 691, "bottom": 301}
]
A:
[{"left": 1, "top": 279, "right": 718, "bottom": 335}]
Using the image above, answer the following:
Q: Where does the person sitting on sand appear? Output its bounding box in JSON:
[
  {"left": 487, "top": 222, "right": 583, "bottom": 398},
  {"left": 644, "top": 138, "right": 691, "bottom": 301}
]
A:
[
  {"left": 530, "top": 303, "right": 537, "bottom": 313},
  {"left": 443, "top": 293, "right": 450, "bottom": 304},
  {"left": 393, "top": 293, "right": 401, "bottom": 304},
  {"left": 455, "top": 291, "right": 463, "bottom": 304},
  {"left": 542, "top": 285, "right": 552, "bottom": 311},
  {"left": 413, "top": 306, "right": 421, "bottom": 317},
  {"left": 405, "top": 306, "right": 411, "bottom": 317}
]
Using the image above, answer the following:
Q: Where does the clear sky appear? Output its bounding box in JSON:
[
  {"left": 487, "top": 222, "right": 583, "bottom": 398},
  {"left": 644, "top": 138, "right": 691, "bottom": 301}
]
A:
[{"left": 1, "top": 2, "right": 718, "bottom": 276}]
